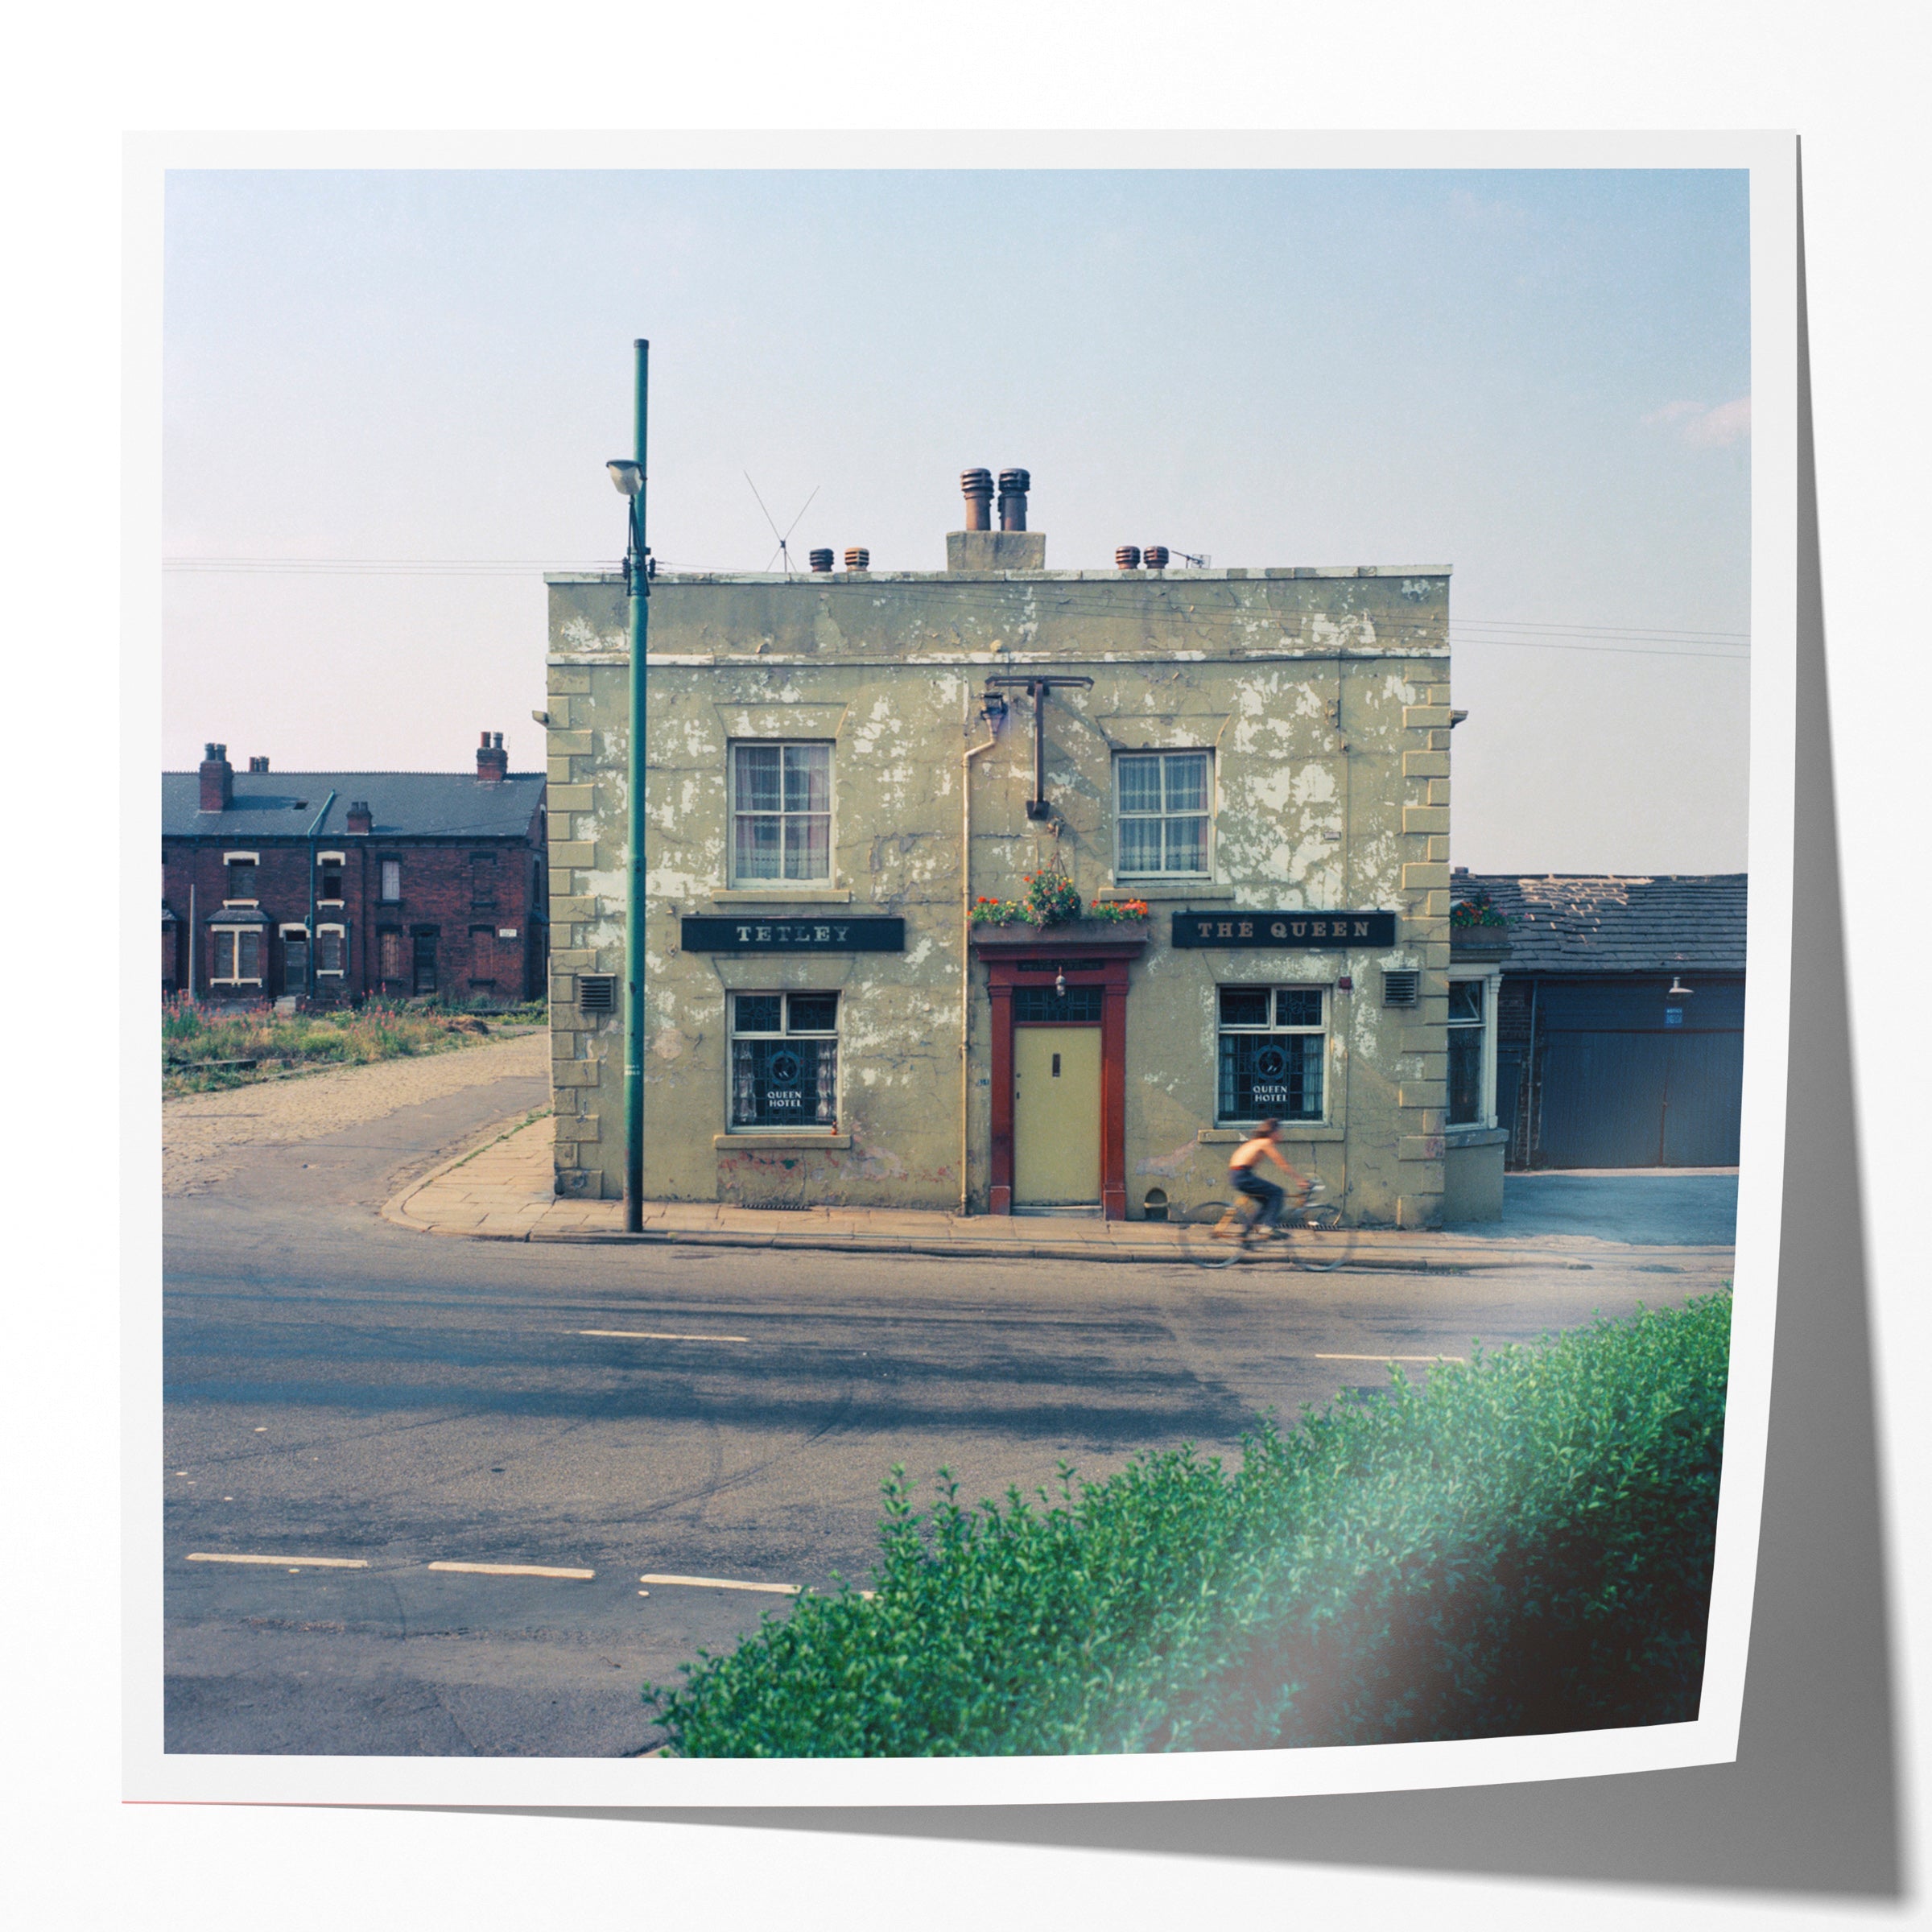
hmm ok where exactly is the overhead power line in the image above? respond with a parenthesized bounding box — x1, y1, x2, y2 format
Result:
(159, 555, 1749, 660)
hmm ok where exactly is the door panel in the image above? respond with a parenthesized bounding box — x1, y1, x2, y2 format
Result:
(1538, 1034, 1671, 1166)
(1661, 1032, 1745, 1165)
(1013, 1026, 1101, 1204)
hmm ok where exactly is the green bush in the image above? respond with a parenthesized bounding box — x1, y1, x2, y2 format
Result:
(646, 1291, 1730, 1757)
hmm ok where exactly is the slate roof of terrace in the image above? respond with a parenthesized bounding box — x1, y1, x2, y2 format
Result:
(1454, 873, 1748, 976)
(162, 771, 545, 840)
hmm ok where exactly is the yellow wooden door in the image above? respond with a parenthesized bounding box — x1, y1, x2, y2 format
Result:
(1013, 1026, 1101, 1205)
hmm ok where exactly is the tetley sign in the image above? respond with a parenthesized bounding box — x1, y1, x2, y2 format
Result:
(1170, 910, 1397, 948)
(682, 914, 905, 952)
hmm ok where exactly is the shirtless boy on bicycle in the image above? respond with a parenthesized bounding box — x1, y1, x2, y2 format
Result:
(1227, 1118, 1309, 1239)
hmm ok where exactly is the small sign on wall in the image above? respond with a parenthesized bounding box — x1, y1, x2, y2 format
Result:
(1171, 910, 1397, 948)
(683, 915, 905, 952)
(497, 927, 519, 939)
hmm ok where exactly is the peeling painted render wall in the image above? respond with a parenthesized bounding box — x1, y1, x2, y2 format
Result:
(546, 564, 1454, 1227)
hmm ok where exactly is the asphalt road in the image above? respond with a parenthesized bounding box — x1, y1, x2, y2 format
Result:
(163, 1066, 1732, 1758)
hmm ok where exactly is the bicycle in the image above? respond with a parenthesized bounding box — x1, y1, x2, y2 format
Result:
(1177, 1179, 1356, 1272)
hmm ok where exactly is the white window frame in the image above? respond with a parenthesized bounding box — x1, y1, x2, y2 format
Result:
(1446, 966, 1502, 1131)
(1114, 750, 1214, 881)
(1215, 983, 1329, 1125)
(208, 923, 265, 987)
(378, 857, 402, 903)
(727, 990, 840, 1131)
(221, 851, 261, 906)
(728, 740, 834, 886)
(315, 922, 348, 978)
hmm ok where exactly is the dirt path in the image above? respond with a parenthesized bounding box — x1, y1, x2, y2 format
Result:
(163, 1030, 549, 1195)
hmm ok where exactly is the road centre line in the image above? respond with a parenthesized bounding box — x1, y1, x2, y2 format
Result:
(1314, 1352, 1468, 1363)
(427, 1561, 596, 1579)
(186, 1553, 368, 1568)
(639, 1572, 801, 1596)
(576, 1329, 751, 1343)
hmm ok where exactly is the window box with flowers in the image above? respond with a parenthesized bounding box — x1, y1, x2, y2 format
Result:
(1449, 888, 1513, 962)
(968, 873, 1152, 931)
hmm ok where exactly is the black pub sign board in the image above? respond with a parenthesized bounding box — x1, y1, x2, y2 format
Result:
(682, 914, 905, 952)
(1171, 910, 1397, 948)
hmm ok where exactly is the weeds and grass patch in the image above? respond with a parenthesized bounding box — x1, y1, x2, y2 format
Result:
(646, 1290, 1731, 1757)
(162, 996, 545, 1096)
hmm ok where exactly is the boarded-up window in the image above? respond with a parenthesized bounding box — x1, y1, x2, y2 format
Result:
(469, 926, 496, 982)
(212, 928, 262, 982)
(316, 929, 346, 975)
(378, 929, 405, 980)
(379, 859, 402, 902)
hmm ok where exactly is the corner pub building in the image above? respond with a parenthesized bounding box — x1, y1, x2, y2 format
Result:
(545, 473, 1493, 1224)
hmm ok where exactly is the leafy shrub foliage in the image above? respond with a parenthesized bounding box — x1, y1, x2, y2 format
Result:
(646, 1291, 1729, 1757)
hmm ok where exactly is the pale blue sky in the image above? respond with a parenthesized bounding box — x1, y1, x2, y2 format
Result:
(163, 167, 1750, 871)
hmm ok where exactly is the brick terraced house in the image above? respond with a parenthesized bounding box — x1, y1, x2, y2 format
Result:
(163, 733, 547, 1005)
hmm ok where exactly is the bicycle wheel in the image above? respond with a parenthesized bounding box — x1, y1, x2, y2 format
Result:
(1289, 1201, 1356, 1272)
(1179, 1200, 1247, 1269)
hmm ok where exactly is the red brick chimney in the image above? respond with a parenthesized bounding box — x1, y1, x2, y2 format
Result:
(477, 730, 508, 784)
(346, 800, 373, 836)
(198, 742, 233, 813)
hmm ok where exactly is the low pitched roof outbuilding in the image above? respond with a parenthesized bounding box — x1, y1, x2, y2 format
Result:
(1453, 873, 1748, 976)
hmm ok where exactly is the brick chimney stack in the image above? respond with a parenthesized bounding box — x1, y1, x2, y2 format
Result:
(346, 800, 373, 836)
(198, 742, 233, 813)
(477, 730, 508, 784)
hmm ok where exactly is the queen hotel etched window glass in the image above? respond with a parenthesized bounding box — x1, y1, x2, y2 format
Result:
(730, 992, 839, 1129)
(1117, 752, 1210, 876)
(731, 742, 832, 882)
(1217, 985, 1326, 1123)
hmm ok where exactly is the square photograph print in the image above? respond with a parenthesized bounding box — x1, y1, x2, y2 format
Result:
(133, 133, 1794, 1806)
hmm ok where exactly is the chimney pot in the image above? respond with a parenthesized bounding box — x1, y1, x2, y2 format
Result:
(807, 548, 834, 572)
(997, 468, 1031, 533)
(960, 468, 993, 532)
(248, 755, 270, 773)
(198, 741, 233, 813)
(477, 733, 509, 784)
(346, 799, 373, 835)
(844, 547, 870, 572)
(1115, 546, 1141, 570)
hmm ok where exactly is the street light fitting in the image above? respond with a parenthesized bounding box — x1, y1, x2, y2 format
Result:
(607, 460, 643, 497)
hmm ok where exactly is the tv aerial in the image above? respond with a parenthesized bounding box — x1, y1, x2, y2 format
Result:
(745, 472, 820, 574)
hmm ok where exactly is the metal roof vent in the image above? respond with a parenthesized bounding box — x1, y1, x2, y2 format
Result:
(1381, 968, 1420, 1007)
(576, 973, 617, 1014)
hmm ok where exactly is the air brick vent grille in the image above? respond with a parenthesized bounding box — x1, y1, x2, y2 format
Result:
(576, 973, 617, 1013)
(1381, 968, 1420, 1008)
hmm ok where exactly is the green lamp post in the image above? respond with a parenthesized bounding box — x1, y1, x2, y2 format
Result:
(605, 338, 650, 1232)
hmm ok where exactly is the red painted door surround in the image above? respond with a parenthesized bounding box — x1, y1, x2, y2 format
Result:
(972, 931, 1148, 1219)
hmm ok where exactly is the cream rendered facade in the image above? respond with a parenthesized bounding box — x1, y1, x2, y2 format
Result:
(545, 555, 1468, 1226)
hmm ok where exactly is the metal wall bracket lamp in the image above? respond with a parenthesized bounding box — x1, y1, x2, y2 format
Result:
(982, 675, 1093, 819)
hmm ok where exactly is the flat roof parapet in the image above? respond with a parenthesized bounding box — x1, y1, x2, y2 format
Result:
(544, 564, 1451, 586)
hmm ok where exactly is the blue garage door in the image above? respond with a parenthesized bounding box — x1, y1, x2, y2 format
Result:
(1534, 979, 1744, 1168)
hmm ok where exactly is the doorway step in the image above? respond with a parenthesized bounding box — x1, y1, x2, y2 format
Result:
(1010, 1203, 1103, 1219)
